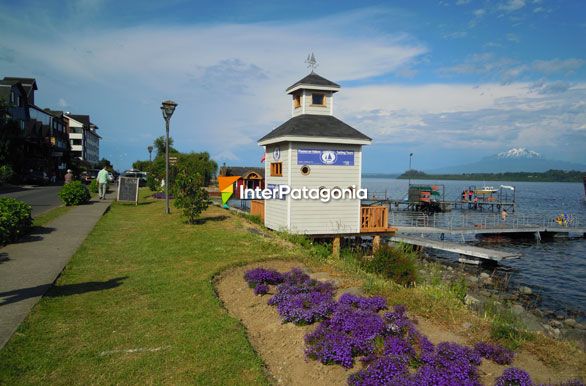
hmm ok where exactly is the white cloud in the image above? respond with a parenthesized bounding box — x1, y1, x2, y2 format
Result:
(333, 82, 586, 154)
(532, 58, 585, 74)
(498, 0, 526, 12)
(473, 9, 487, 17)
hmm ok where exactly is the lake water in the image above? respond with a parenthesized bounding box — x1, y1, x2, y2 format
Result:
(363, 177, 586, 320)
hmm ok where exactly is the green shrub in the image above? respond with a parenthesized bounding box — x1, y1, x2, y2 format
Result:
(0, 164, 13, 184)
(88, 179, 99, 193)
(146, 174, 159, 192)
(0, 197, 32, 244)
(59, 181, 91, 206)
(173, 169, 209, 224)
(449, 277, 468, 303)
(362, 243, 418, 286)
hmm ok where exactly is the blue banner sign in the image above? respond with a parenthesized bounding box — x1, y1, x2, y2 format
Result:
(297, 149, 354, 166)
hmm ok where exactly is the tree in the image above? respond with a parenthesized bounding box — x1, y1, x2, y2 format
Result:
(173, 167, 209, 224)
(132, 160, 152, 172)
(96, 158, 113, 170)
(153, 136, 178, 158)
(177, 152, 218, 186)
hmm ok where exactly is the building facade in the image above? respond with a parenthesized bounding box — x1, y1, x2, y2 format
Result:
(258, 72, 371, 235)
(66, 114, 100, 166)
(0, 77, 70, 179)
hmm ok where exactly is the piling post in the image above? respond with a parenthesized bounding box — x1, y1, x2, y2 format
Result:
(373, 235, 381, 254)
(332, 236, 341, 258)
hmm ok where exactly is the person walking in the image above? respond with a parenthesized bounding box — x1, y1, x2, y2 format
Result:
(97, 166, 109, 200)
(501, 208, 508, 222)
(64, 169, 74, 184)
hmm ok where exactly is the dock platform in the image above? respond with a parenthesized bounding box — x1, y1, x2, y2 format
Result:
(389, 235, 521, 262)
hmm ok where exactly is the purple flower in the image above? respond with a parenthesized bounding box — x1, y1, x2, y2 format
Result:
(265, 268, 336, 325)
(348, 356, 410, 386)
(338, 293, 388, 312)
(383, 305, 418, 338)
(410, 342, 481, 386)
(494, 367, 533, 386)
(275, 291, 336, 324)
(383, 336, 415, 362)
(474, 342, 514, 365)
(254, 283, 269, 295)
(305, 303, 385, 368)
(244, 268, 284, 288)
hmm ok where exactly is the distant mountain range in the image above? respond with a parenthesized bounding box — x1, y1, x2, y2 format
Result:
(428, 147, 586, 173)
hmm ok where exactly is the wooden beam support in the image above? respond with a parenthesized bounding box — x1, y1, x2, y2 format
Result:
(372, 235, 381, 254)
(332, 236, 341, 258)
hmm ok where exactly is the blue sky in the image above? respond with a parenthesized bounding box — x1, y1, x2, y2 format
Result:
(1, 0, 585, 172)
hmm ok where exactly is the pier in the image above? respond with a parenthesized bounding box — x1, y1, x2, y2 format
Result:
(384, 211, 585, 263)
(388, 235, 521, 262)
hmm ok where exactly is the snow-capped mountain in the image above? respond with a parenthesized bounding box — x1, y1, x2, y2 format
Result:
(495, 147, 542, 160)
(428, 147, 586, 173)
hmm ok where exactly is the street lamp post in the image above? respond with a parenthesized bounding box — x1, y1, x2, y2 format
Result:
(161, 100, 178, 214)
(147, 145, 153, 162)
(408, 152, 413, 187)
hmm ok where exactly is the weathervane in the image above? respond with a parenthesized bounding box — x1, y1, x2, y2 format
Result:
(305, 53, 318, 72)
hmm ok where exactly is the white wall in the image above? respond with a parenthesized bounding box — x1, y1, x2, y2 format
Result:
(264, 143, 289, 231)
(289, 143, 361, 234)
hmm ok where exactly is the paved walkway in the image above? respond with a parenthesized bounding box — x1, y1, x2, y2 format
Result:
(0, 194, 113, 349)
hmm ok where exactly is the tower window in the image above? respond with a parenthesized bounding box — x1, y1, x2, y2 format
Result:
(311, 93, 325, 106)
(270, 162, 282, 177)
(293, 94, 301, 108)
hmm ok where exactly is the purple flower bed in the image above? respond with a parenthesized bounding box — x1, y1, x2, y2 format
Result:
(305, 303, 386, 368)
(243, 267, 539, 386)
(266, 268, 336, 325)
(474, 342, 514, 365)
(151, 192, 174, 199)
(338, 293, 388, 312)
(244, 268, 285, 288)
(494, 367, 532, 386)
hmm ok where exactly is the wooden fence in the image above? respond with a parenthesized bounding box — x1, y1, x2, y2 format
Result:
(250, 200, 265, 223)
(361, 206, 388, 232)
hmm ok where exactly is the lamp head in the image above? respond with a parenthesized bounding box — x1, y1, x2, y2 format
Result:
(148, 145, 153, 153)
(161, 100, 178, 120)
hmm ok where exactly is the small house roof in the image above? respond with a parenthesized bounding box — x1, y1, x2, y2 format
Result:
(220, 166, 265, 179)
(258, 114, 371, 145)
(286, 72, 340, 94)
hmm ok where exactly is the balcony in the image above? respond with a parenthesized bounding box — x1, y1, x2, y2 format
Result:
(361, 205, 391, 233)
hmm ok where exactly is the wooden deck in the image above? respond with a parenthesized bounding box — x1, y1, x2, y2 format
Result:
(389, 235, 521, 262)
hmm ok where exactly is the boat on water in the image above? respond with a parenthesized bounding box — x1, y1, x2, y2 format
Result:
(474, 186, 498, 195)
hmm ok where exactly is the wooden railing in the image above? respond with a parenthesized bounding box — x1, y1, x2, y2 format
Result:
(361, 206, 389, 232)
(250, 200, 265, 223)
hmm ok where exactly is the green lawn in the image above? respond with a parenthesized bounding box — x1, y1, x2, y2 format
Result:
(32, 205, 71, 227)
(0, 197, 299, 385)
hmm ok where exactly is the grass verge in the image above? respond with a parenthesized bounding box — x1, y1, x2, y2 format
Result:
(32, 205, 71, 227)
(0, 196, 300, 385)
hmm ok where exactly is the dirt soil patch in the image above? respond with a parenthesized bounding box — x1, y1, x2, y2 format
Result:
(215, 260, 581, 385)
